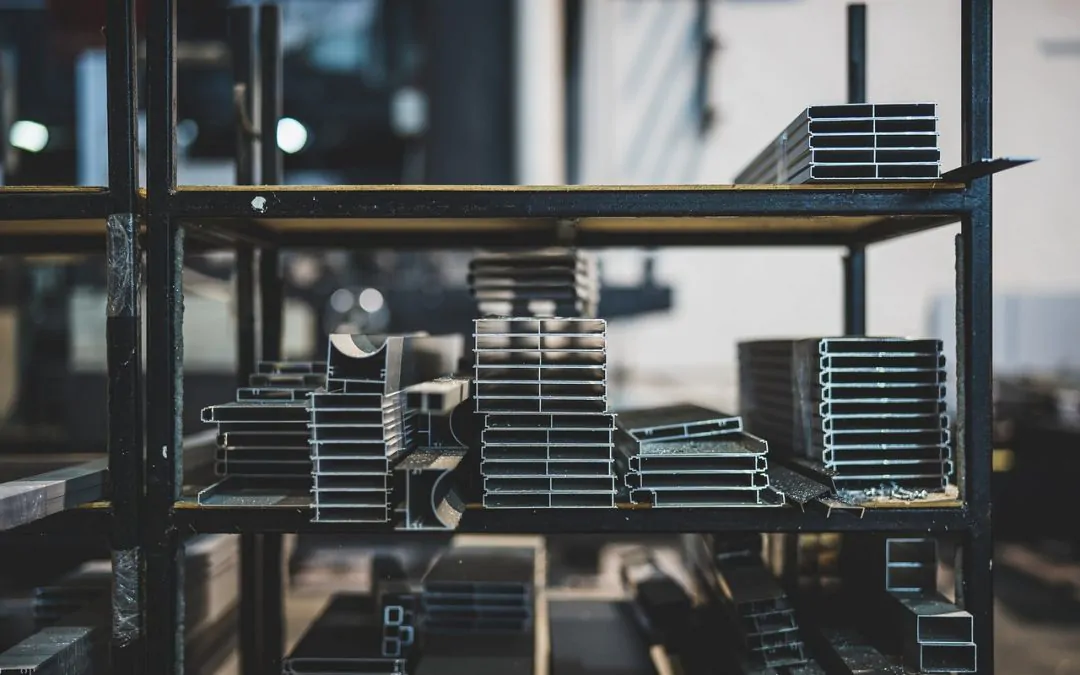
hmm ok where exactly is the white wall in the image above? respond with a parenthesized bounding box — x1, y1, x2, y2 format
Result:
(579, 0, 1080, 409)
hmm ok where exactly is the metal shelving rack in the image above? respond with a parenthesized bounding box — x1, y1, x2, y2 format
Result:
(0, 0, 996, 673)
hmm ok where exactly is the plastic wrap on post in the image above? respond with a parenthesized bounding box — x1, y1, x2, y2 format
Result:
(111, 548, 141, 646)
(106, 213, 138, 317)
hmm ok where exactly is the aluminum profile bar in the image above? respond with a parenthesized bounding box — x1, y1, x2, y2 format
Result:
(405, 376, 471, 416)
(421, 545, 535, 635)
(469, 248, 599, 318)
(738, 337, 953, 493)
(283, 594, 404, 675)
(886, 592, 977, 674)
(475, 317, 616, 508)
(394, 448, 466, 531)
(615, 403, 742, 444)
(885, 537, 937, 593)
(735, 103, 941, 184)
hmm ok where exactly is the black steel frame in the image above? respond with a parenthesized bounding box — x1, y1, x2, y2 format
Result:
(0, 1, 994, 673)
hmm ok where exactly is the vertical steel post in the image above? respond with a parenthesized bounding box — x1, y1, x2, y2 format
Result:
(105, 0, 143, 672)
(227, 7, 269, 675)
(843, 3, 867, 336)
(959, 1, 993, 674)
(258, 6, 287, 673)
(230, 6, 257, 386)
(145, 0, 184, 672)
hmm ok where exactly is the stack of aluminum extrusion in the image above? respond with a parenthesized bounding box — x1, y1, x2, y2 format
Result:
(739, 338, 952, 492)
(421, 545, 535, 635)
(201, 361, 325, 482)
(309, 334, 461, 523)
(468, 249, 599, 318)
(474, 318, 617, 508)
(616, 404, 773, 507)
(734, 103, 941, 184)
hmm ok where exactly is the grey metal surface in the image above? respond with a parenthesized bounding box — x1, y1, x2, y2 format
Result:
(421, 545, 535, 636)
(0, 458, 107, 531)
(735, 103, 941, 184)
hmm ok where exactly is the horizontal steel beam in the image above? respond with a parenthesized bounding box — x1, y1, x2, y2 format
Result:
(171, 501, 972, 533)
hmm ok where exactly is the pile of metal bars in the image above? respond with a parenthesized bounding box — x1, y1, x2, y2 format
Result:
(739, 338, 952, 492)
(309, 334, 461, 523)
(616, 404, 773, 507)
(474, 318, 617, 508)
(201, 361, 325, 482)
(734, 103, 941, 184)
(468, 249, 598, 319)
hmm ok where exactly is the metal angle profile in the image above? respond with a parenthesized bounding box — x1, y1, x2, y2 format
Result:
(734, 102, 941, 184)
(469, 248, 599, 319)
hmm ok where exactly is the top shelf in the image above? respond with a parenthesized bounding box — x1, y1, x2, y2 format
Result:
(171, 182, 968, 248)
(0, 183, 970, 251)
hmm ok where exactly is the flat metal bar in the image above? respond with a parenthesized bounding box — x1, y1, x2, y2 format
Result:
(105, 0, 143, 673)
(941, 157, 1033, 183)
(169, 184, 968, 219)
(259, 4, 283, 186)
(145, 0, 183, 672)
(0, 188, 112, 221)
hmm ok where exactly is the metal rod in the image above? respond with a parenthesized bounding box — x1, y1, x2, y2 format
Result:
(145, 0, 182, 671)
(105, 0, 143, 672)
(262, 533, 285, 674)
(842, 4, 868, 336)
(259, 4, 283, 186)
(240, 534, 264, 675)
(237, 249, 256, 385)
(229, 5, 257, 186)
(259, 250, 283, 361)
(959, 2, 992, 673)
(843, 247, 866, 334)
(846, 4, 866, 105)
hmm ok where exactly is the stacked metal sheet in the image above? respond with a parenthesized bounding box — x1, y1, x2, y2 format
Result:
(739, 338, 952, 491)
(310, 334, 462, 523)
(474, 318, 616, 508)
(734, 103, 941, 184)
(421, 545, 534, 635)
(616, 404, 773, 507)
(201, 361, 325, 481)
(468, 249, 599, 318)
